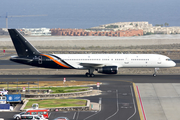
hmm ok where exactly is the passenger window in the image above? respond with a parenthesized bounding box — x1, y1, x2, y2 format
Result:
(26, 112, 30, 115)
(38, 112, 43, 115)
(32, 112, 37, 115)
(27, 116, 33, 119)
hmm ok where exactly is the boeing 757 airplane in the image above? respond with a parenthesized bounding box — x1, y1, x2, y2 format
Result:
(8, 29, 176, 77)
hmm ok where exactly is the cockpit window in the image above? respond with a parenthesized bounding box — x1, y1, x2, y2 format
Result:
(166, 59, 172, 61)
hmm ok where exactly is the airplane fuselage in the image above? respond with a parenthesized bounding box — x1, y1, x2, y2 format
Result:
(10, 54, 176, 69)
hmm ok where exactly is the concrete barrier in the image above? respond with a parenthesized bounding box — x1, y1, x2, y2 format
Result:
(8, 89, 51, 94)
(8, 87, 93, 94)
(20, 99, 29, 111)
(25, 90, 93, 98)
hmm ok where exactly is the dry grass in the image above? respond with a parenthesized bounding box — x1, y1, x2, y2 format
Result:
(0, 81, 97, 89)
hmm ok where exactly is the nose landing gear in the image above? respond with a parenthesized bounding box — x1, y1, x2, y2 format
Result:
(153, 68, 159, 77)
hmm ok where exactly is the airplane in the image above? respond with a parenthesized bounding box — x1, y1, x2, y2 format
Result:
(8, 29, 176, 77)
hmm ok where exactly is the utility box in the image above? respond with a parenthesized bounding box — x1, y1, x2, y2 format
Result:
(0, 104, 10, 109)
(5, 94, 21, 103)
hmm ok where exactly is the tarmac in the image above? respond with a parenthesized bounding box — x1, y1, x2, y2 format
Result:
(0, 75, 140, 120)
(137, 83, 180, 120)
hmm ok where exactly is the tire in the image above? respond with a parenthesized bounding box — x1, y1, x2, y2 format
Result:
(90, 74, 94, 77)
(16, 116, 20, 120)
(86, 73, 90, 77)
(87, 74, 90, 77)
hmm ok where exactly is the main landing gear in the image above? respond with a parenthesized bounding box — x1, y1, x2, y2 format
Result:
(153, 68, 159, 77)
(85, 69, 95, 77)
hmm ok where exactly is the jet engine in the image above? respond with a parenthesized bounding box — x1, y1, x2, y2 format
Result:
(97, 66, 118, 74)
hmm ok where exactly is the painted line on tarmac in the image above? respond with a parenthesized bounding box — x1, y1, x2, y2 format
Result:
(48, 112, 51, 118)
(75, 111, 79, 120)
(133, 83, 144, 120)
(73, 112, 76, 119)
(105, 90, 119, 120)
(137, 85, 146, 120)
(127, 85, 137, 120)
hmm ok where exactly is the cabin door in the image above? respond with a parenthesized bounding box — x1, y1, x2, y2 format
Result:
(157, 57, 161, 64)
(124, 57, 129, 64)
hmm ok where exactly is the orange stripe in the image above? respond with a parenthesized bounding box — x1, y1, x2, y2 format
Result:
(41, 54, 70, 68)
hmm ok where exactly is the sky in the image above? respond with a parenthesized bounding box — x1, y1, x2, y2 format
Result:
(0, 0, 180, 28)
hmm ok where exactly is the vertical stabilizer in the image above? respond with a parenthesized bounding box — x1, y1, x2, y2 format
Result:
(8, 29, 40, 57)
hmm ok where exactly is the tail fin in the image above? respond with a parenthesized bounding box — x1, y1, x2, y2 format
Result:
(8, 29, 40, 57)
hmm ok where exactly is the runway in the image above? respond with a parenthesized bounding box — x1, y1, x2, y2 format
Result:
(0, 74, 180, 83)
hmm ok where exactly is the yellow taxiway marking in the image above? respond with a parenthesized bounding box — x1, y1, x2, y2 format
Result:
(133, 83, 144, 120)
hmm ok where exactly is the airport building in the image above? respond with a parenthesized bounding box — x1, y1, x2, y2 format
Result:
(50, 28, 143, 37)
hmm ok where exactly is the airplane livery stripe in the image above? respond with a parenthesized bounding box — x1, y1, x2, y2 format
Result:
(40, 54, 70, 68)
(50, 54, 75, 69)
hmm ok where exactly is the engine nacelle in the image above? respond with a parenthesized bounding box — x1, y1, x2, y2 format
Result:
(97, 66, 118, 74)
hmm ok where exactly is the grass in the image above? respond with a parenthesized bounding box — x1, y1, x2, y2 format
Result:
(31, 86, 88, 93)
(24, 99, 87, 109)
(0, 81, 96, 89)
(5, 86, 89, 93)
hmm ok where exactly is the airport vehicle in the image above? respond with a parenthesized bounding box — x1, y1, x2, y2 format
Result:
(20, 114, 48, 120)
(8, 29, 176, 77)
(53, 117, 69, 120)
(5, 94, 21, 103)
(13, 112, 26, 120)
(25, 109, 49, 119)
(0, 96, 6, 104)
(0, 89, 8, 95)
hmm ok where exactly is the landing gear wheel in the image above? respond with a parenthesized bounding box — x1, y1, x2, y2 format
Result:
(86, 73, 90, 77)
(16, 116, 20, 120)
(90, 74, 94, 77)
(85, 73, 94, 77)
(153, 68, 159, 77)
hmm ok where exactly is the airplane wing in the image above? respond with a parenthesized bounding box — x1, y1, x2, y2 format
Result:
(79, 63, 122, 68)
(79, 63, 104, 68)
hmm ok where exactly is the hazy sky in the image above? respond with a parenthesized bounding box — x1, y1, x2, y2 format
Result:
(0, 0, 180, 28)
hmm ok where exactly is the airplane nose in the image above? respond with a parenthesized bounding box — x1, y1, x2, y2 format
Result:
(172, 61, 176, 67)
